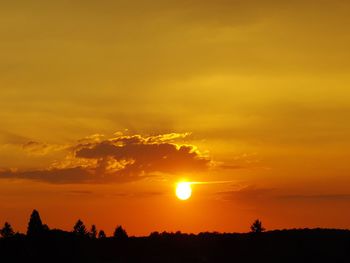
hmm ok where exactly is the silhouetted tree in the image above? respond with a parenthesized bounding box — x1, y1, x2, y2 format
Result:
(90, 224, 97, 239)
(27, 209, 45, 237)
(98, 230, 106, 239)
(250, 219, 265, 233)
(149, 231, 160, 238)
(0, 222, 14, 238)
(113, 225, 128, 240)
(73, 219, 87, 236)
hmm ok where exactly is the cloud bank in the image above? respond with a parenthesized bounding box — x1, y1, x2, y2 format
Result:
(0, 133, 210, 184)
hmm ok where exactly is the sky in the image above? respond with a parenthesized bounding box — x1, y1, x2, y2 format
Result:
(1, 0, 350, 236)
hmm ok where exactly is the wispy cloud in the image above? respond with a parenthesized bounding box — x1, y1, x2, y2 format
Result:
(278, 194, 350, 202)
(22, 141, 68, 155)
(218, 186, 274, 202)
(218, 186, 350, 204)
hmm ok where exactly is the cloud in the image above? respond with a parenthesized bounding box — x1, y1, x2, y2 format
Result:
(74, 133, 209, 177)
(0, 133, 210, 184)
(110, 191, 164, 198)
(22, 141, 68, 155)
(278, 194, 350, 202)
(0, 130, 31, 144)
(218, 186, 274, 202)
(219, 186, 350, 204)
(0, 167, 92, 184)
(64, 190, 94, 196)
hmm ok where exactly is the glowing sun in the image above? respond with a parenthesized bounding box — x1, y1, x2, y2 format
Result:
(176, 182, 192, 200)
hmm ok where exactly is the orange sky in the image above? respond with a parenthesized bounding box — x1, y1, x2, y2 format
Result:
(1, 0, 350, 236)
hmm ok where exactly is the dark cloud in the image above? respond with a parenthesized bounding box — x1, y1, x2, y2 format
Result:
(75, 134, 208, 175)
(0, 133, 210, 184)
(0, 167, 92, 184)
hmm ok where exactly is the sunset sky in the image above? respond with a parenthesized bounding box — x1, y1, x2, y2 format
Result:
(1, 0, 350, 236)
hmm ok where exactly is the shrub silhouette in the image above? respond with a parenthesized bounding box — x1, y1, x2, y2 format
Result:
(0, 222, 15, 238)
(250, 219, 265, 233)
(73, 219, 87, 236)
(98, 230, 106, 239)
(27, 209, 45, 237)
(113, 225, 128, 240)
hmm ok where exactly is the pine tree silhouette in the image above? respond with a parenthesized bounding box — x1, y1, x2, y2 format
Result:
(73, 219, 87, 236)
(0, 222, 15, 238)
(250, 219, 265, 233)
(90, 224, 97, 239)
(27, 209, 45, 237)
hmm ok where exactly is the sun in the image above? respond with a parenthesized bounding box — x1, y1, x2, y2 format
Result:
(175, 182, 192, 200)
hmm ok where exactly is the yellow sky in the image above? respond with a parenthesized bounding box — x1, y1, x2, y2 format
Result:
(1, 0, 350, 235)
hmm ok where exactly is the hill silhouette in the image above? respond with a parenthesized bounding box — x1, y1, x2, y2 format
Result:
(1, 210, 350, 262)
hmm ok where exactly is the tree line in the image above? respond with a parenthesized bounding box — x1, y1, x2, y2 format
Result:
(1, 211, 349, 263)
(0, 209, 265, 239)
(0, 209, 128, 239)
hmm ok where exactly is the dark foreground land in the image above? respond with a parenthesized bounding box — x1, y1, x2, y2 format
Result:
(1, 229, 350, 263)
